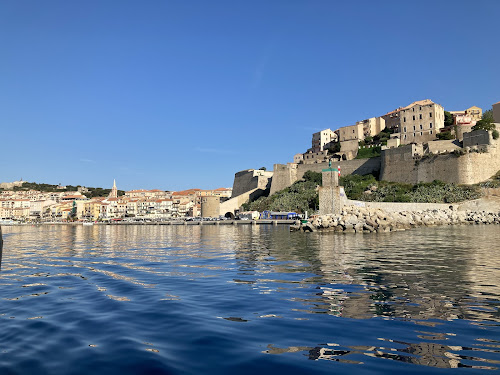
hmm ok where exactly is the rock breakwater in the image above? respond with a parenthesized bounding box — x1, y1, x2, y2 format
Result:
(291, 205, 500, 233)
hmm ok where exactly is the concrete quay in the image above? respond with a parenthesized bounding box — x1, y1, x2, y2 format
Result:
(107, 220, 294, 226)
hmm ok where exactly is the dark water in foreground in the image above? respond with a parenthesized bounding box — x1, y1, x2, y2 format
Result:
(1, 225, 500, 374)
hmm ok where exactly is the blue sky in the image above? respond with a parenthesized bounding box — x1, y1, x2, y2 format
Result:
(1, 0, 499, 191)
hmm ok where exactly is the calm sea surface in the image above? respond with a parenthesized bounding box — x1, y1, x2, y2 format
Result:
(1, 224, 500, 374)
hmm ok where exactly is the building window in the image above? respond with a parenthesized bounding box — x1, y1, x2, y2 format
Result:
(420, 132, 423, 136)
(430, 130, 433, 135)
(430, 112, 432, 117)
(404, 134, 407, 139)
(419, 114, 422, 119)
(420, 124, 423, 130)
(404, 127, 407, 132)
(430, 122, 432, 128)
(404, 117, 406, 122)
(413, 125, 416, 131)
(413, 115, 415, 120)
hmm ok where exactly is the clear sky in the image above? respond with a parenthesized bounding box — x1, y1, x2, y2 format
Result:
(1, 0, 499, 191)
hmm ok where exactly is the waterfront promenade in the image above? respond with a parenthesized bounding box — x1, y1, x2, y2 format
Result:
(9, 220, 296, 226)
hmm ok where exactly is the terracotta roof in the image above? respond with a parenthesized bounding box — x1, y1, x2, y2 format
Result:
(403, 99, 434, 109)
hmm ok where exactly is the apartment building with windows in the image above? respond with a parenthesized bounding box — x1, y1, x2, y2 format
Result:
(398, 99, 444, 144)
(338, 123, 363, 142)
(382, 107, 404, 130)
(355, 117, 386, 138)
(311, 129, 338, 153)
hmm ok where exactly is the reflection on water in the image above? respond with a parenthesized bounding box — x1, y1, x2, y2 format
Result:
(0, 224, 500, 373)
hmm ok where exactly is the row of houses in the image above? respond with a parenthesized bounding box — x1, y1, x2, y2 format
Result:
(0, 185, 232, 221)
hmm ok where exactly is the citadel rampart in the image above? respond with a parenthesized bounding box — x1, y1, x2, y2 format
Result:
(380, 130, 500, 184)
(231, 169, 273, 198)
(270, 158, 381, 195)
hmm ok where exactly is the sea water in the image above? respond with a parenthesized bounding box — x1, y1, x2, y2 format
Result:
(0, 224, 499, 374)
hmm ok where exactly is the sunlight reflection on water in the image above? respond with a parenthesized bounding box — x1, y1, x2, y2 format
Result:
(0, 224, 499, 374)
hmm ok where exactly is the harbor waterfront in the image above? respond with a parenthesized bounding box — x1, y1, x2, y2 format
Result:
(1, 224, 499, 374)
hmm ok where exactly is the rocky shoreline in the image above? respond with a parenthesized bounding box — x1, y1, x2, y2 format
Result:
(292, 205, 500, 233)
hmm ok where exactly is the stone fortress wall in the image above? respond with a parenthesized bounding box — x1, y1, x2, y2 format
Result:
(270, 158, 381, 195)
(231, 169, 273, 198)
(270, 126, 500, 196)
(380, 127, 500, 184)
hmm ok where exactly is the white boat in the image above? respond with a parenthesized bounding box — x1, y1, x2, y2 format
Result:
(82, 221, 94, 226)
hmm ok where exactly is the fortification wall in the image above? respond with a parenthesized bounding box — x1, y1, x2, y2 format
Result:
(231, 169, 273, 198)
(270, 158, 381, 195)
(381, 137, 500, 184)
(201, 196, 220, 218)
(269, 163, 298, 195)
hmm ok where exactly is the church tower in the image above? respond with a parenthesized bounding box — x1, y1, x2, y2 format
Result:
(109, 179, 118, 198)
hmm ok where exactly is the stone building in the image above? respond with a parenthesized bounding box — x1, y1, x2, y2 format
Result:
(382, 99, 444, 143)
(355, 117, 386, 138)
(381, 106, 404, 130)
(494, 101, 500, 123)
(398, 99, 444, 144)
(450, 106, 482, 123)
(454, 113, 475, 141)
(338, 123, 363, 143)
(311, 129, 338, 153)
(201, 196, 220, 218)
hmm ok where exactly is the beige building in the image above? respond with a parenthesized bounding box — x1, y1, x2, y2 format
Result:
(355, 117, 386, 138)
(302, 150, 329, 164)
(465, 106, 482, 122)
(382, 106, 404, 130)
(494, 101, 500, 123)
(338, 123, 363, 142)
(397, 99, 444, 144)
(450, 106, 482, 125)
(311, 129, 338, 153)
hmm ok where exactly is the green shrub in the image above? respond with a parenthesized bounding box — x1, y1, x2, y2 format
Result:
(356, 146, 381, 159)
(437, 131, 454, 140)
(492, 130, 499, 140)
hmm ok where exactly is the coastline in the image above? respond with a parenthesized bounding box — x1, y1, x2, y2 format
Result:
(292, 204, 500, 233)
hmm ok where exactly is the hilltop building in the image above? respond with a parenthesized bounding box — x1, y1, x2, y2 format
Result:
(311, 129, 338, 153)
(381, 107, 404, 130)
(450, 106, 482, 123)
(494, 102, 500, 123)
(338, 117, 385, 143)
(338, 123, 363, 143)
(382, 99, 444, 145)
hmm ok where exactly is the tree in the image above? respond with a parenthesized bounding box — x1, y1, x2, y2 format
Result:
(473, 109, 495, 131)
(437, 131, 454, 140)
(444, 111, 454, 127)
(327, 142, 341, 154)
(302, 170, 322, 185)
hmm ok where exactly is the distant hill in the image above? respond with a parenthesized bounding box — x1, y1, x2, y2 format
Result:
(1, 181, 125, 198)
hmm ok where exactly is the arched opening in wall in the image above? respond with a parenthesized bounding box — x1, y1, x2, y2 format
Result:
(224, 212, 235, 219)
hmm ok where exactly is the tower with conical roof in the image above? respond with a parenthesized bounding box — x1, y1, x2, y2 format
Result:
(109, 179, 118, 198)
